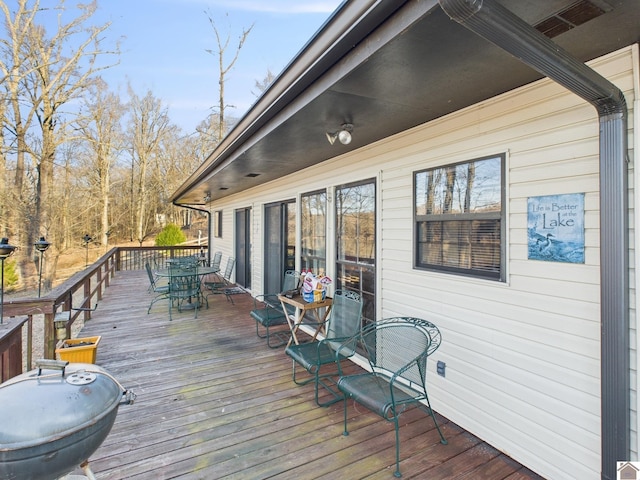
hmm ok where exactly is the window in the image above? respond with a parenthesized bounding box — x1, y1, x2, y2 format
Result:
(336, 180, 376, 327)
(214, 210, 223, 238)
(414, 154, 505, 281)
(300, 190, 326, 275)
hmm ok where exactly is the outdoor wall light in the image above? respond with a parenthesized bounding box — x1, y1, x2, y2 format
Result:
(326, 123, 353, 145)
(0, 237, 17, 324)
(82, 234, 93, 268)
(204, 192, 211, 203)
(34, 236, 51, 298)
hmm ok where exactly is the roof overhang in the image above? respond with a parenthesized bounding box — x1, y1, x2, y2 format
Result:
(171, 0, 640, 206)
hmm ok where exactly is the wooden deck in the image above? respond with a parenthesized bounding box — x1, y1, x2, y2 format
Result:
(71, 270, 545, 479)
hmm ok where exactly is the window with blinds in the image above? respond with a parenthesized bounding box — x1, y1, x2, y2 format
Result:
(414, 154, 505, 281)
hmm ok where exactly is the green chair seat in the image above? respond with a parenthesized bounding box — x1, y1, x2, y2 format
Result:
(252, 271, 300, 348)
(250, 305, 286, 326)
(337, 373, 416, 419)
(285, 342, 353, 374)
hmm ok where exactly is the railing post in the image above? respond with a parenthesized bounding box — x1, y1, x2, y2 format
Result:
(26, 315, 32, 371)
(97, 268, 103, 301)
(84, 276, 92, 322)
(44, 312, 55, 359)
(115, 248, 121, 271)
(0, 317, 27, 382)
(104, 260, 110, 288)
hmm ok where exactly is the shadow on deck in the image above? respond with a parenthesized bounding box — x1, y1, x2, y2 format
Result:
(72, 270, 545, 479)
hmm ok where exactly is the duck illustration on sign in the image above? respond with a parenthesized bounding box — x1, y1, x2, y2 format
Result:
(527, 193, 585, 263)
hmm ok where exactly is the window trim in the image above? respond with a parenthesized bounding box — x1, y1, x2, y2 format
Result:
(413, 153, 506, 281)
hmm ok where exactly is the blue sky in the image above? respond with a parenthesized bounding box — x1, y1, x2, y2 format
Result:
(93, 0, 343, 133)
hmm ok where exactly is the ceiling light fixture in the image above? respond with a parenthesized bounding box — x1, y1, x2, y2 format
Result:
(326, 123, 353, 145)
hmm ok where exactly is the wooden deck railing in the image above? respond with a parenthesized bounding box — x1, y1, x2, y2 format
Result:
(0, 245, 206, 382)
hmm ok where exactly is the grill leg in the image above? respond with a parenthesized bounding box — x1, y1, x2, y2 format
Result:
(81, 460, 97, 480)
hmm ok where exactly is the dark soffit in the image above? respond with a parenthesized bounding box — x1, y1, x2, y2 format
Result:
(171, 0, 640, 205)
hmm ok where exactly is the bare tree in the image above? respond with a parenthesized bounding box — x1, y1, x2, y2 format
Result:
(23, 1, 117, 239)
(252, 68, 276, 98)
(0, 0, 118, 287)
(443, 166, 456, 213)
(0, 0, 39, 241)
(127, 87, 171, 245)
(75, 78, 125, 248)
(205, 11, 253, 142)
(193, 113, 223, 160)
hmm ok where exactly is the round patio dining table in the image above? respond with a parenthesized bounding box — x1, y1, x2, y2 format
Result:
(154, 266, 220, 278)
(154, 266, 220, 313)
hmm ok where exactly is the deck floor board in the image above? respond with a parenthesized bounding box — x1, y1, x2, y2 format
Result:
(69, 270, 545, 479)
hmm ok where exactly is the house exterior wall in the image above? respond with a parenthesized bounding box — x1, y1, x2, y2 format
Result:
(207, 46, 638, 479)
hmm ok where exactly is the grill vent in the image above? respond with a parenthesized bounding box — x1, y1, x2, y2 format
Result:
(534, 0, 607, 38)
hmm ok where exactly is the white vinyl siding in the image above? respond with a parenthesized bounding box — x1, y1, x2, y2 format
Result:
(207, 46, 637, 480)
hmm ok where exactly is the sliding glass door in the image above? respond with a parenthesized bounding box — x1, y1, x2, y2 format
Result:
(235, 207, 251, 288)
(264, 200, 296, 294)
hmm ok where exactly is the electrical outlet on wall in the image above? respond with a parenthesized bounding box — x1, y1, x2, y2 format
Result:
(437, 360, 446, 377)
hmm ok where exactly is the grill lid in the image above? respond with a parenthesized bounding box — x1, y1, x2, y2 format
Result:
(0, 360, 125, 448)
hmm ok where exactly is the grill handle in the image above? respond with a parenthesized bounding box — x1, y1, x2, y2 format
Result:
(120, 389, 136, 405)
(36, 359, 69, 376)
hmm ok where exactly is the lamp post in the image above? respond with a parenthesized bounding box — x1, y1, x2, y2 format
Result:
(82, 234, 92, 267)
(34, 236, 51, 297)
(0, 237, 17, 325)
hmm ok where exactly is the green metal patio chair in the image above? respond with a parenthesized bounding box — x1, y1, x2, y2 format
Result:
(251, 270, 300, 348)
(145, 262, 169, 313)
(335, 317, 447, 478)
(285, 289, 363, 406)
(204, 257, 235, 300)
(168, 265, 201, 321)
(170, 255, 199, 267)
(210, 251, 222, 272)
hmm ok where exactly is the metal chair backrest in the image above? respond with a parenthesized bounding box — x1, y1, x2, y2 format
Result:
(360, 317, 440, 387)
(168, 264, 199, 296)
(281, 270, 300, 292)
(211, 251, 222, 270)
(221, 257, 235, 281)
(183, 255, 199, 266)
(145, 262, 157, 288)
(169, 256, 198, 268)
(325, 290, 363, 351)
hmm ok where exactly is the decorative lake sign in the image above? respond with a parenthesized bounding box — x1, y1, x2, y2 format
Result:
(527, 193, 585, 263)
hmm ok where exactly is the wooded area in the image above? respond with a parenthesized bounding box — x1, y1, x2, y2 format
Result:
(0, 0, 260, 293)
